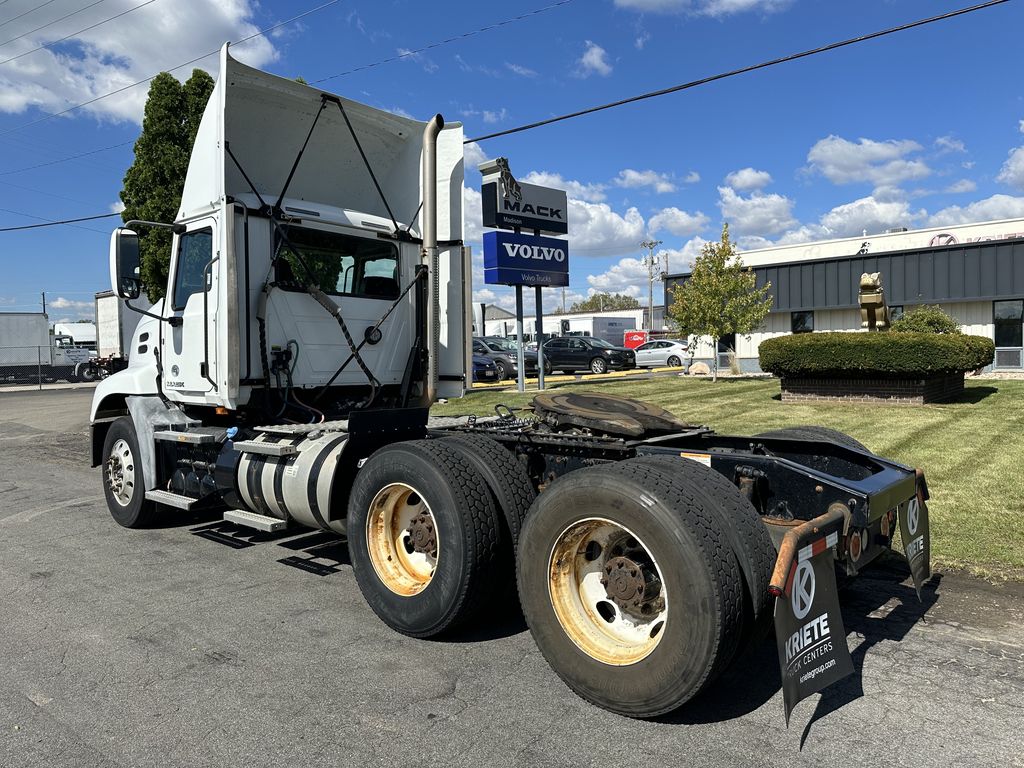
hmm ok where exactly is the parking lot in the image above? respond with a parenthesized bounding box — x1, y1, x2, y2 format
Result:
(2, 388, 1023, 767)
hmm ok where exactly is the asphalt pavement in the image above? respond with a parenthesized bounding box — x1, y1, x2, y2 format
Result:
(1, 389, 1022, 768)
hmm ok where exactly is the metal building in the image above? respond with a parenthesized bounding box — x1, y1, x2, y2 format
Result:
(664, 217, 1024, 372)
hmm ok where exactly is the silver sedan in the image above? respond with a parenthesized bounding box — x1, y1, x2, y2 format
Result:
(633, 338, 691, 368)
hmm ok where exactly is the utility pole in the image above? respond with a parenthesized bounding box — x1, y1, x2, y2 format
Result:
(640, 239, 662, 330)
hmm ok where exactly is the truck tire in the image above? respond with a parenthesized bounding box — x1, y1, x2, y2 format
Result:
(101, 416, 158, 528)
(755, 425, 868, 452)
(347, 440, 504, 638)
(439, 433, 536, 545)
(517, 461, 743, 718)
(631, 455, 775, 649)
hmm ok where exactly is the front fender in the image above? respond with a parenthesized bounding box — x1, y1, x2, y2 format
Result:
(89, 363, 159, 422)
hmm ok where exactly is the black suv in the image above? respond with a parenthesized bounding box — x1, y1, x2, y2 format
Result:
(543, 336, 636, 374)
(472, 337, 539, 380)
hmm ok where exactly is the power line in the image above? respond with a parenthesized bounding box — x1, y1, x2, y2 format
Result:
(0, 0, 157, 66)
(466, 0, 1013, 144)
(0, 0, 108, 49)
(0, 210, 118, 233)
(0, 140, 133, 176)
(0, 0, 343, 137)
(0, 0, 60, 31)
(312, 0, 576, 84)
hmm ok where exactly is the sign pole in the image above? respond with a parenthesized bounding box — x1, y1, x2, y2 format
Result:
(535, 285, 545, 391)
(514, 285, 526, 393)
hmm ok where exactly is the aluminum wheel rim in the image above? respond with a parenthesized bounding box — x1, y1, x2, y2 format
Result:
(106, 438, 136, 507)
(366, 483, 439, 596)
(548, 517, 668, 666)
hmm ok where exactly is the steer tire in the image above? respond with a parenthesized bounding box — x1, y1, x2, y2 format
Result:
(517, 461, 744, 718)
(630, 455, 776, 651)
(347, 439, 504, 638)
(755, 425, 868, 453)
(101, 416, 158, 528)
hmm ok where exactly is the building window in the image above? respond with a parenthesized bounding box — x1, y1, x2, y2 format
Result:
(889, 305, 904, 323)
(791, 311, 814, 334)
(994, 300, 1023, 348)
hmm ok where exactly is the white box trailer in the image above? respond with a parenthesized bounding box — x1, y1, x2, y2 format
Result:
(0, 312, 91, 381)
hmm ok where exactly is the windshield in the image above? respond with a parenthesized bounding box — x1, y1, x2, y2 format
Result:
(486, 338, 519, 352)
(588, 338, 616, 348)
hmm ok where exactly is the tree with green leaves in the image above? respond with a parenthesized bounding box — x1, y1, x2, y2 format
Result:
(120, 69, 215, 302)
(569, 292, 641, 313)
(668, 223, 773, 381)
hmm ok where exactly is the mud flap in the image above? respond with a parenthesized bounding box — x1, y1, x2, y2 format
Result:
(899, 472, 932, 599)
(774, 535, 855, 725)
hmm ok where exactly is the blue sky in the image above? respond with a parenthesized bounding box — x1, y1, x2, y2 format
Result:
(1, 0, 1023, 320)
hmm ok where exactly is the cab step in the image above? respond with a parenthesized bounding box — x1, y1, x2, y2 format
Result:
(232, 440, 298, 457)
(145, 489, 198, 510)
(153, 426, 227, 444)
(223, 509, 288, 532)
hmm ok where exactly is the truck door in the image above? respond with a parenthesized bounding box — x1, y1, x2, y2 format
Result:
(162, 220, 217, 397)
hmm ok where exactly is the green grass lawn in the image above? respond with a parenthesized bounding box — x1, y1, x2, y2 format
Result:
(433, 377, 1024, 579)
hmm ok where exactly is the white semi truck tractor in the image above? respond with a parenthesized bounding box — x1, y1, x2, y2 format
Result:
(92, 46, 932, 720)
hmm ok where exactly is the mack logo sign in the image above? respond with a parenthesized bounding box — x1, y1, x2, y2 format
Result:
(483, 230, 569, 287)
(481, 180, 569, 235)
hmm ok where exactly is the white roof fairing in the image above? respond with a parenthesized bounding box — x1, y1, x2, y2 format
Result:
(179, 45, 464, 241)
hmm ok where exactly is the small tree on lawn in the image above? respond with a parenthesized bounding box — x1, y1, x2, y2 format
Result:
(668, 223, 773, 381)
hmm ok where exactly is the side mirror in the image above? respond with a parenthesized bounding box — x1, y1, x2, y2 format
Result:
(109, 227, 141, 300)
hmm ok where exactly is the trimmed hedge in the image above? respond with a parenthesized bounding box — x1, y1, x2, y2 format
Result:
(759, 332, 994, 377)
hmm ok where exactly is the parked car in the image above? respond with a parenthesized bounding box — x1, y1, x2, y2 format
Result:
(472, 337, 538, 380)
(543, 336, 636, 374)
(471, 353, 500, 383)
(633, 338, 692, 368)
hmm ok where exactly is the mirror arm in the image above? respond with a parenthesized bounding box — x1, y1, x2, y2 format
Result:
(125, 299, 182, 327)
(124, 219, 186, 234)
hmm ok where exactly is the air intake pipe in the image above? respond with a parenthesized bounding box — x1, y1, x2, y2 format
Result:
(422, 114, 444, 405)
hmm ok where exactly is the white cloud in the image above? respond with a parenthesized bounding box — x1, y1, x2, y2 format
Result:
(521, 171, 607, 203)
(1019, 119, 1024, 135)
(463, 142, 489, 172)
(614, 169, 676, 193)
(806, 135, 931, 187)
(109, 200, 126, 214)
(613, 0, 793, 17)
(635, 31, 651, 50)
(473, 287, 498, 303)
(927, 194, 1024, 227)
(648, 206, 710, 236)
(398, 48, 438, 74)
(946, 179, 977, 194)
(586, 257, 648, 297)
(505, 62, 536, 77)
(816, 196, 922, 237)
(717, 186, 796, 235)
(463, 186, 484, 245)
(723, 167, 772, 191)
(569, 201, 646, 251)
(996, 146, 1024, 190)
(0, 0, 277, 123)
(659, 238, 707, 272)
(683, 171, 700, 184)
(577, 41, 612, 78)
(934, 136, 966, 154)
(482, 108, 508, 124)
(49, 296, 92, 311)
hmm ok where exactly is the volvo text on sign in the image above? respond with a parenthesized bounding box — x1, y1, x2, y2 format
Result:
(483, 231, 570, 287)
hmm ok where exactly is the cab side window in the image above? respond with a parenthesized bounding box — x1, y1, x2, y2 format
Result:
(172, 228, 213, 311)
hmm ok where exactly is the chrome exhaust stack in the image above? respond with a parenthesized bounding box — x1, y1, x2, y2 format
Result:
(422, 114, 444, 404)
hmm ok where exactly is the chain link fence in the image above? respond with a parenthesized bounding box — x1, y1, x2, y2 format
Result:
(0, 346, 95, 389)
